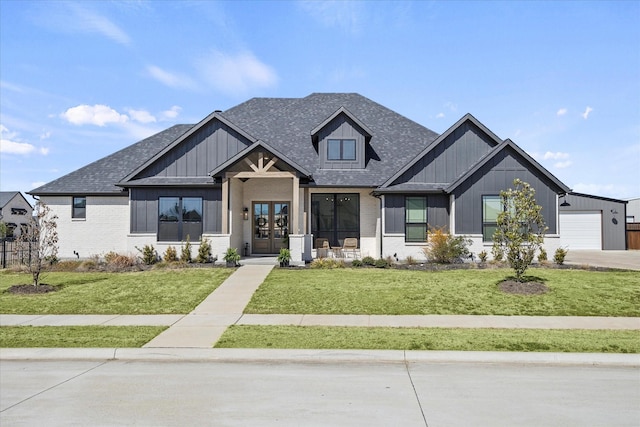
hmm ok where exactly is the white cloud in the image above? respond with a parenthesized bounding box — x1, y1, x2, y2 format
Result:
(553, 160, 572, 169)
(198, 50, 278, 94)
(444, 101, 458, 112)
(299, 0, 364, 34)
(161, 106, 182, 120)
(556, 108, 567, 116)
(31, 181, 46, 189)
(72, 4, 131, 45)
(39, 131, 51, 140)
(147, 65, 197, 89)
(543, 151, 570, 160)
(61, 104, 129, 126)
(435, 112, 445, 119)
(127, 109, 156, 124)
(0, 125, 48, 156)
(582, 106, 593, 119)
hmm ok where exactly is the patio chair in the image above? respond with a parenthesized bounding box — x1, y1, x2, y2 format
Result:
(316, 238, 330, 258)
(341, 238, 360, 259)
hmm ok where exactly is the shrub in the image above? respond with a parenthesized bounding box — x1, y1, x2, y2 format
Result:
(351, 259, 363, 267)
(104, 252, 137, 269)
(180, 236, 192, 263)
(478, 250, 488, 263)
(422, 226, 471, 264)
(163, 246, 178, 262)
(223, 247, 240, 266)
(554, 247, 568, 265)
(374, 258, 390, 268)
(310, 258, 345, 269)
(538, 248, 548, 262)
(491, 245, 504, 262)
(405, 255, 417, 265)
(137, 244, 158, 265)
(196, 237, 212, 263)
(362, 256, 376, 266)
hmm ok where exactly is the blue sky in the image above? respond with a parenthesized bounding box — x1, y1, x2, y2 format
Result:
(1, 1, 639, 203)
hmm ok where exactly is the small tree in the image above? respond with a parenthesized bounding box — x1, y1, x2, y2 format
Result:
(492, 179, 548, 282)
(196, 237, 212, 263)
(14, 201, 58, 286)
(180, 235, 192, 263)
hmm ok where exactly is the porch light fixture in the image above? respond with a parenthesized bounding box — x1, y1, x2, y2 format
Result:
(243, 207, 249, 220)
(560, 195, 570, 207)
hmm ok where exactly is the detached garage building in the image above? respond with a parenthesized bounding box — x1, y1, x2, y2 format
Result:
(559, 192, 627, 250)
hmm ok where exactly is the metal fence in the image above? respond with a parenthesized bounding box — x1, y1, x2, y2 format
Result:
(0, 239, 35, 268)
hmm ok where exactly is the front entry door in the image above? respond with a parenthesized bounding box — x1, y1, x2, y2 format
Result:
(252, 201, 289, 254)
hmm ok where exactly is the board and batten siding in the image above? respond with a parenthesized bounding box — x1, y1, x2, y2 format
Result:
(559, 193, 626, 250)
(453, 147, 559, 235)
(136, 121, 252, 179)
(317, 115, 366, 170)
(392, 121, 497, 186)
(130, 187, 222, 234)
(384, 194, 450, 234)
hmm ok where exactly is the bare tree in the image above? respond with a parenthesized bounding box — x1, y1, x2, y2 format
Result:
(14, 201, 58, 286)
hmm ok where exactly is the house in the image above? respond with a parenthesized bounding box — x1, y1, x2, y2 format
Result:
(0, 191, 33, 239)
(28, 93, 627, 264)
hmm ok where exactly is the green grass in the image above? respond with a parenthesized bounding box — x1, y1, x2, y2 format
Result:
(216, 325, 640, 353)
(245, 268, 640, 316)
(0, 269, 233, 314)
(0, 326, 166, 348)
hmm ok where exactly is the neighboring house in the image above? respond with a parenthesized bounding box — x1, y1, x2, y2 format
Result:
(627, 198, 640, 224)
(28, 93, 627, 263)
(0, 191, 33, 239)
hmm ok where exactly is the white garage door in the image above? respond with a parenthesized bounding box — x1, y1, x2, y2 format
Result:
(559, 211, 602, 249)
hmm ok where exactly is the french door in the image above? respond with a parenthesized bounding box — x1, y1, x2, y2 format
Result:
(252, 201, 289, 254)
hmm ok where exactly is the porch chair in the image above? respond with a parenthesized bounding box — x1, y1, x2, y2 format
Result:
(341, 238, 360, 259)
(316, 238, 330, 258)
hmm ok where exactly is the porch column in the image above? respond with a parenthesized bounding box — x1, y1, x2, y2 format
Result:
(292, 175, 300, 233)
(221, 177, 229, 234)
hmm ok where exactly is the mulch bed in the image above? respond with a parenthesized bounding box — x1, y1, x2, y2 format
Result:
(498, 280, 549, 295)
(5, 284, 59, 295)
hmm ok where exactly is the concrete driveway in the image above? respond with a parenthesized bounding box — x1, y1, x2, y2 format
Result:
(564, 250, 640, 270)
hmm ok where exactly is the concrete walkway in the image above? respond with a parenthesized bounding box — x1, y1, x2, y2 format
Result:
(564, 249, 640, 270)
(142, 264, 274, 348)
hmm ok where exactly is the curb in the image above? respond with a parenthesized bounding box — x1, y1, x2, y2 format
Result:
(1, 348, 638, 367)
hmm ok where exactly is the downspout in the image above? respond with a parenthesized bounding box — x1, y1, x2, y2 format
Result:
(372, 192, 383, 259)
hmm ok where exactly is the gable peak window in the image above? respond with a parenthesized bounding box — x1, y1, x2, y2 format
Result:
(327, 139, 356, 161)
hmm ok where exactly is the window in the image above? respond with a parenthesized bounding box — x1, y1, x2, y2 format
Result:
(327, 139, 356, 161)
(405, 196, 427, 242)
(311, 193, 359, 247)
(158, 197, 203, 241)
(72, 196, 86, 219)
(482, 195, 501, 242)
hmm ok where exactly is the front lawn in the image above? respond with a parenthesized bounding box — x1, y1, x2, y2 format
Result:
(245, 268, 640, 316)
(0, 269, 233, 314)
(216, 325, 640, 353)
(0, 326, 166, 348)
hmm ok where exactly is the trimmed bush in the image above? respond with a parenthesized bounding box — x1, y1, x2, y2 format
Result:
(164, 246, 178, 262)
(362, 256, 376, 266)
(422, 226, 471, 264)
(554, 247, 568, 265)
(196, 237, 212, 263)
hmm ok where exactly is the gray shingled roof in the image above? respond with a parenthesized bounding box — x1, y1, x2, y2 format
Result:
(222, 93, 439, 187)
(29, 125, 193, 195)
(30, 94, 441, 194)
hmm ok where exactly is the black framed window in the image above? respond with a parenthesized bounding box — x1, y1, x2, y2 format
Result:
(405, 196, 427, 242)
(158, 197, 202, 241)
(327, 139, 356, 161)
(72, 196, 86, 219)
(311, 193, 359, 247)
(482, 195, 501, 242)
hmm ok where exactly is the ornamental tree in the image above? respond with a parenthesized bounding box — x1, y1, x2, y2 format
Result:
(492, 179, 547, 282)
(14, 201, 58, 286)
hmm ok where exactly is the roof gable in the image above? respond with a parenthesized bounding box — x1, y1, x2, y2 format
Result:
(0, 191, 32, 209)
(310, 106, 373, 142)
(380, 114, 502, 189)
(120, 113, 256, 185)
(445, 139, 571, 194)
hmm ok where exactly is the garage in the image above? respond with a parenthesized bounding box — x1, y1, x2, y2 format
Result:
(559, 211, 602, 250)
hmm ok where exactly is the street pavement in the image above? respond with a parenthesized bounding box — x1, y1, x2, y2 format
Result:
(1, 359, 638, 426)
